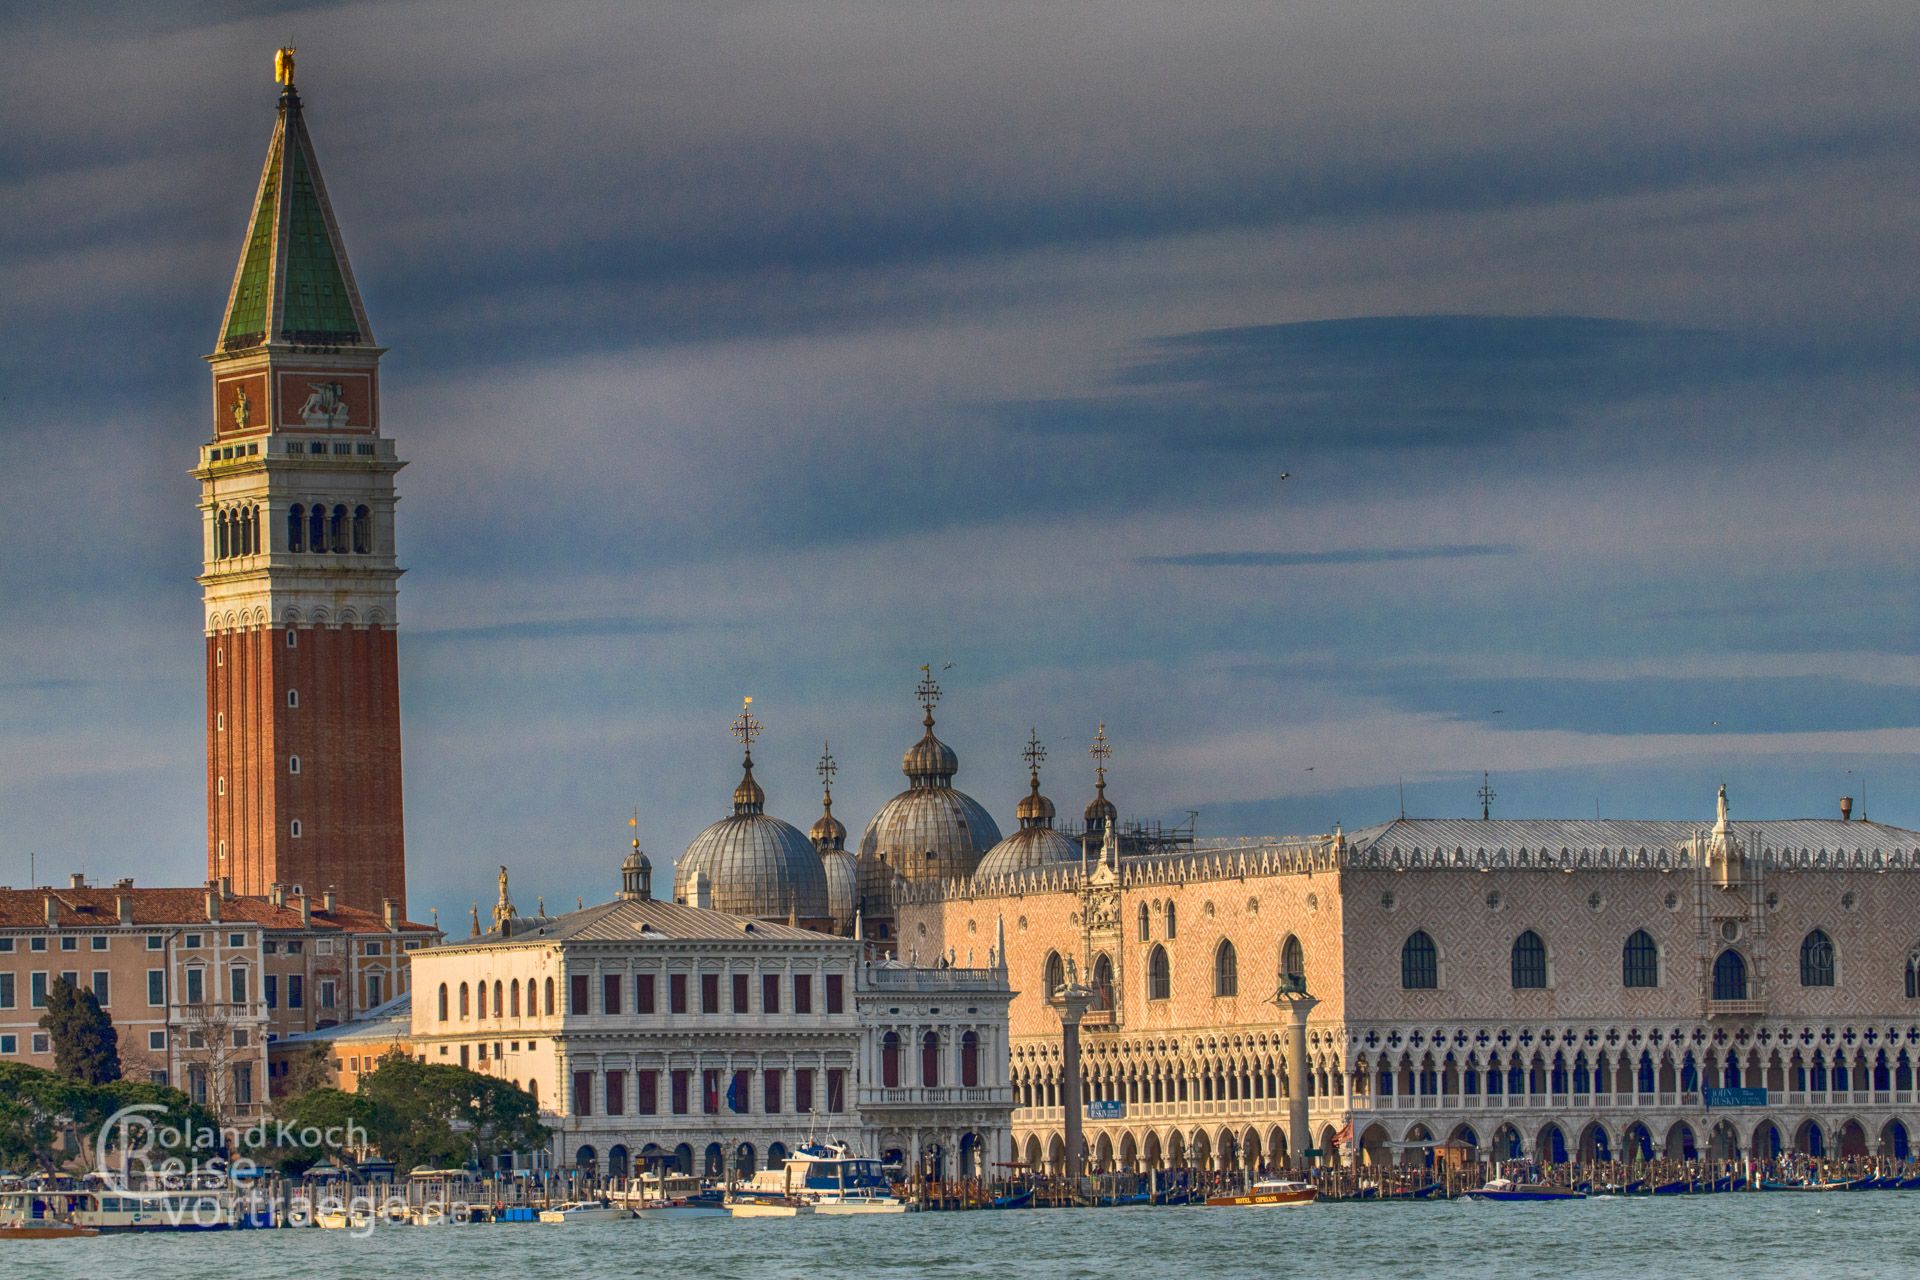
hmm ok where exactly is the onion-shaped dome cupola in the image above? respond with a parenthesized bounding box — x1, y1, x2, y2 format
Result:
(812, 743, 858, 932)
(857, 670, 1003, 907)
(975, 730, 1079, 879)
(1083, 721, 1118, 833)
(673, 698, 829, 921)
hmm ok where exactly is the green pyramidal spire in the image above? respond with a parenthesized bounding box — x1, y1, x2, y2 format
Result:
(218, 77, 372, 352)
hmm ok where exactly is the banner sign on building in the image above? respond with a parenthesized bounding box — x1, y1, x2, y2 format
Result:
(1704, 1087, 1767, 1108)
(1087, 1099, 1126, 1119)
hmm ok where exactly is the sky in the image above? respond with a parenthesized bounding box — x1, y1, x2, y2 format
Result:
(2, 1, 1919, 924)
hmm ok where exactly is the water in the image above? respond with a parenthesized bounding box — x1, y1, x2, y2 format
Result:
(9, 1197, 1920, 1280)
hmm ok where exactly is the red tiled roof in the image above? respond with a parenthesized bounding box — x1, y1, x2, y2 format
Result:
(0, 886, 434, 934)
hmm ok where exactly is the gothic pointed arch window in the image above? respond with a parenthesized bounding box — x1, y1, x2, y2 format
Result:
(1907, 949, 1920, 1000)
(352, 504, 371, 554)
(288, 504, 305, 552)
(1713, 949, 1748, 1001)
(1091, 953, 1114, 1011)
(1800, 929, 1836, 987)
(1622, 930, 1659, 988)
(1165, 903, 1177, 939)
(1043, 951, 1064, 1000)
(1401, 931, 1437, 990)
(1138, 902, 1150, 941)
(1511, 930, 1547, 989)
(1280, 934, 1305, 988)
(1214, 939, 1238, 997)
(1147, 945, 1171, 1001)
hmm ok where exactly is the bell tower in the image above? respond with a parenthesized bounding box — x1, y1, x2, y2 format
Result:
(197, 51, 407, 912)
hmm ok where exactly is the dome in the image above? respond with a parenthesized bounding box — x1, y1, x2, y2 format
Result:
(857, 693, 1001, 902)
(674, 744, 828, 921)
(975, 823, 1079, 879)
(676, 812, 828, 920)
(822, 850, 857, 932)
(1017, 789, 1056, 825)
(811, 809, 847, 850)
(1084, 780, 1117, 833)
(620, 838, 653, 902)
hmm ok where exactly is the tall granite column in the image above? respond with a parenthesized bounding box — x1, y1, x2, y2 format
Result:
(1279, 987, 1320, 1172)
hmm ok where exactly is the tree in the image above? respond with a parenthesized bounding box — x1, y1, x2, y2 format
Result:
(175, 999, 258, 1117)
(275, 1043, 336, 1099)
(359, 1057, 548, 1172)
(0, 1063, 73, 1171)
(252, 1087, 376, 1175)
(39, 977, 120, 1085)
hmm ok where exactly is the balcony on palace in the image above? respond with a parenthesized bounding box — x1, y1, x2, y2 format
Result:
(861, 1085, 1015, 1109)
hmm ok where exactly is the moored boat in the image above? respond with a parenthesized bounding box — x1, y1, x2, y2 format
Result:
(727, 1139, 910, 1215)
(537, 1200, 630, 1224)
(1204, 1178, 1318, 1208)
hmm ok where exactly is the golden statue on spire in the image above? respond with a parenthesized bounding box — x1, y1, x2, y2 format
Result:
(274, 47, 297, 87)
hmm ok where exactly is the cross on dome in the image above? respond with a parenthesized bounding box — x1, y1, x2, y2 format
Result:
(1023, 729, 1047, 777)
(731, 696, 762, 751)
(818, 741, 838, 793)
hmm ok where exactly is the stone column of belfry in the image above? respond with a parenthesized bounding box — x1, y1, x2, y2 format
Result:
(198, 53, 407, 913)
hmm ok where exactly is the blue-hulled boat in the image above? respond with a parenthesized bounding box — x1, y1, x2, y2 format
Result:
(1465, 1178, 1587, 1202)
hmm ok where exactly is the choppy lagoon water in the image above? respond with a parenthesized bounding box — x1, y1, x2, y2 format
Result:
(10, 1195, 1920, 1280)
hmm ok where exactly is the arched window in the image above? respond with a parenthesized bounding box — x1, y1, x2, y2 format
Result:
(1280, 935, 1305, 987)
(215, 510, 229, 560)
(243, 505, 258, 555)
(922, 1031, 940, 1087)
(1091, 953, 1114, 1011)
(1401, 931, 1437, 990)
(352, 505, 371, 554)
(329, 505, 348, 554)
(1138, 902, 1150, 941)
(1907, 950, 1920, 1000)
(475, 980, 487, 1020)
(510, 980, 521, 1017)
(882, 1031, 901, 1088)
(1623, 930, 1659, 988)
(961, 1031, 980, 1087)
(288, 504, 305, 552)
(1043, 951, 1064, 999)
(1800, 929, 1835, 987)
(1511, 930, 1547, 989)
(437, 983, 449, 1022)
(309, 504, 326, 553)
(458, 982, 470, 1018)
(1165, 903, 1177, 940)
(1713, 949, 1748, 1001)
(544, 977, 555, 1017)
(494, 980, 504, 1018)
(1147, 945, 1170, 1001)
(1214, 940, 1238, 997)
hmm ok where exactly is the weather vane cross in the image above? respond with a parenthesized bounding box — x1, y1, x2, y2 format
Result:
(818, 741, 838, 790)
(1478, 771, 1497, 821)
(1023, 729, 1047, 775)
(1089, 722, 1112, 783)
(916, 665, 942, 717)
(731, 696, 762, 751)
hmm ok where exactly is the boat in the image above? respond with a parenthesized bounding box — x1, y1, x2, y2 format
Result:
(990, 1187, 1035, 1210)
(316, 1207, 373, 1230)
(0, 1220, 98, 1239)
(1759, 1177, 1864, 1192)
(1204, 1178, 1318, 1208)
(727, 1139, 911, 1215)
(538, 1200, 631, 1224)
(1465, 1177, 1587, 1202)
(2, 1187, 235, 1234)
(615, 1173, 730, 1219)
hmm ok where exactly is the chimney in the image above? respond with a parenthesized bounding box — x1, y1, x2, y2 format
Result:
(268, 883, 285, 908)
(297, 893, 312, 928)
(382, 897, 399, 930)
(204, 882, 221, 923)
(116, 893, 133, 927)
(113, 878, 134, 890)
(1841, 796, 1854, 823)
(69, 872, 86, 890)
(220, 875, 232, 898)
(43, 893, 57, 929)
(322, 887, 337, 914)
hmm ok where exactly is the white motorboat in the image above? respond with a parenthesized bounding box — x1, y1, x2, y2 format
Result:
(616, 1174, 730, 1219)
(538, 1200, 631, 1223)
(727, 1140, 911, 1216)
